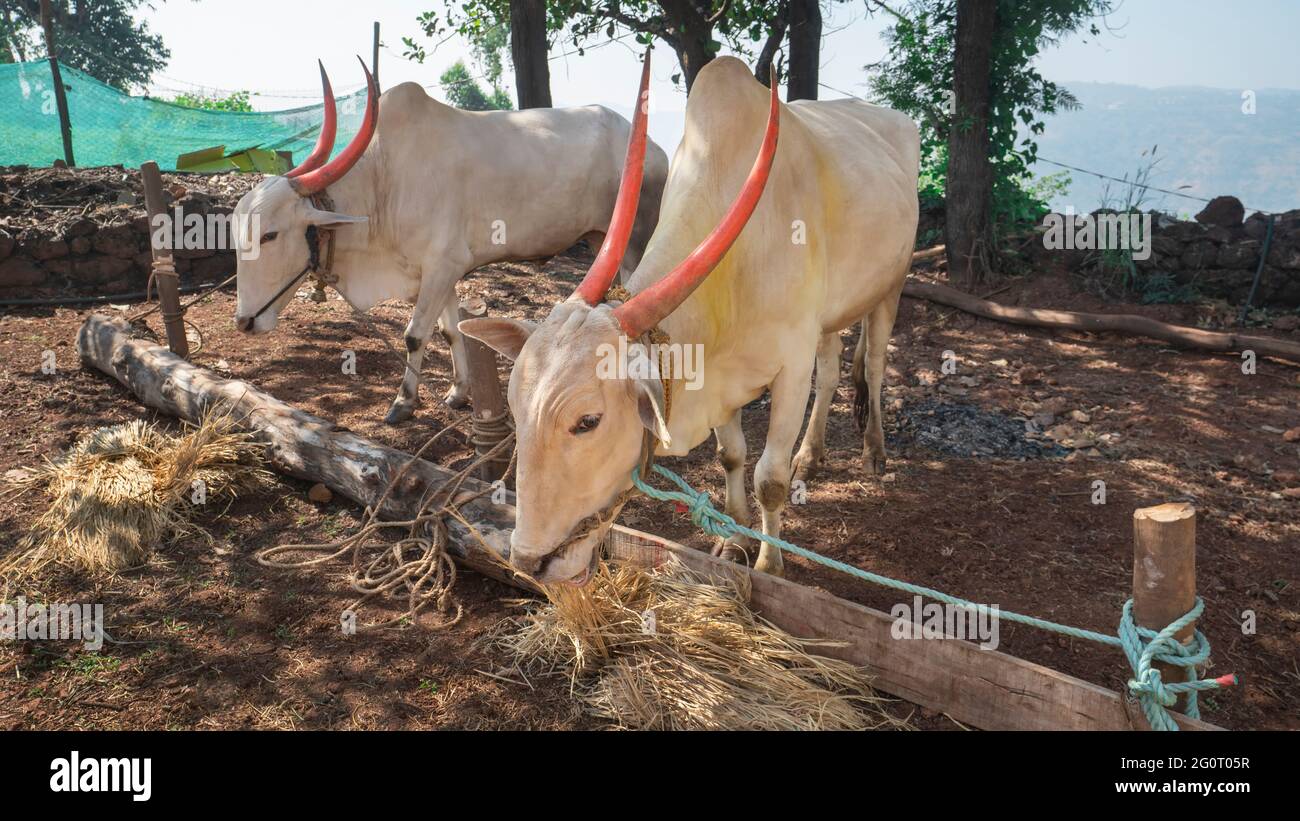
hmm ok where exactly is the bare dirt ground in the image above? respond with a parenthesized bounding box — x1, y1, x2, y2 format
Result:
(1, 247, 1297, 730)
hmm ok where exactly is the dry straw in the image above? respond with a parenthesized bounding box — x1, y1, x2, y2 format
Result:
(2, 409, 269, 580)
(496, 556, 908, 730)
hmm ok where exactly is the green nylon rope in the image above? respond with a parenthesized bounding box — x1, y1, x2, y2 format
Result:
(631, 463, 1237, 731)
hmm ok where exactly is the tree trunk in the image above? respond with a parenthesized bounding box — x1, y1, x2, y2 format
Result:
(509, 0, 551, 109)
(659, 0, 715, 92)
(786, 0, 820, 101)
(944, 0, 996, 289)
(754, 2, 788, 87)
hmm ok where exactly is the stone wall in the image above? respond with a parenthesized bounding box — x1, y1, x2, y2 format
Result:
(0, 166, 260, 300)
(1135, 196, 1300, 307)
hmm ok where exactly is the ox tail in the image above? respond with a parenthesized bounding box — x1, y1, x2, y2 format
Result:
(851, 319, 869, 431)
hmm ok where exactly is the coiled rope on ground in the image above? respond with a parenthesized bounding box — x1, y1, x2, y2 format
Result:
(255, 414, 518, 632)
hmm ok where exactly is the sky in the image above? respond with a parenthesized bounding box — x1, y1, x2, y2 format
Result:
(141, 0, 1300, 157)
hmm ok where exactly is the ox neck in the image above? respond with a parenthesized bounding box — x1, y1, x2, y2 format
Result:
(300, 157, 379, 282)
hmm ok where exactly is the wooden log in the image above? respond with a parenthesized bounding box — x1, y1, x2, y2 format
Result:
(458, 297, 510, 482)
(1133, 502, 1198, 714)
(911, 244, 946, 263)
(77, 313, 1221, 730)
(76, 313, 522, 590)
(902, 278, 1300, 363)
(140, 162, 189, 358)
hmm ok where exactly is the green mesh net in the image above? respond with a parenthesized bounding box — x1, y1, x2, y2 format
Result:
(0, 59, 369, 171)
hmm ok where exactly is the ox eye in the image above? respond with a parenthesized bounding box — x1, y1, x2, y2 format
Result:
(570, 414, 602, 435)
(260, 231, 279, 243)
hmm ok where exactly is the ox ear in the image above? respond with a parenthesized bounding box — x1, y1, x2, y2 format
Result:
(459, 317, 536, 361)
(305, 205, 368, 229)
(634, 375, 671, 448)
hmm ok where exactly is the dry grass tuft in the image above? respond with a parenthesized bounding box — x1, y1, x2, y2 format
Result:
(496, 557, 907, 730)
(2, 409, 270, 580)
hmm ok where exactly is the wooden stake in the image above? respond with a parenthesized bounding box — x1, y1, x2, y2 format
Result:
(140, 161, 189, 358)
(459, 297, 510, 482)
(1132, 502, 1197, 714)
(39, 0, 75, 167)
(372, 22, 381, 89)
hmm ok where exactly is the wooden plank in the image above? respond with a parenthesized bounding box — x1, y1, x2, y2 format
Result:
(78, 313, 1221, 730)
(605, 526, 1221, 731)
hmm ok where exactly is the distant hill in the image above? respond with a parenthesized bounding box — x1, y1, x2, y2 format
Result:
(1029, 82, 1300, 217)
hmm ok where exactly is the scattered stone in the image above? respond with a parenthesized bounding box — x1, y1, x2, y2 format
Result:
(1283, 427, 1300, 442)
(4, 467, 35, 483)
(1014, 365, 1041, 385)
(1039, 396, 1070, 415)
(308, 483, 333, 504)
(1232, 453, 1270, 475)
(1069, 409, 1091, 424)
(1064, 433, 1098, 450)
(1282, 488, 1300, 500)
(1274, 315, 1299, 332)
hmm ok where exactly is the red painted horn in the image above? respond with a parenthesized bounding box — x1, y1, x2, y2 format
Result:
(573, 51, 652, 306)
(290, 56, 379, 196)
(284, 60, 337, 179)
(614, 71, 780, 338)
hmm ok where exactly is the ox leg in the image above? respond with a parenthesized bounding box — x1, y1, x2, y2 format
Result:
(792, 331, 843, 483)
(711, 409, 752, 565)
(437, 301, 472, 409)
(752, 356, 816, 577)
(860, 298, 899, 474)
(385, 276, 458, 425)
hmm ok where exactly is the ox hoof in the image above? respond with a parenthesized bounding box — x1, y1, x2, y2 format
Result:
(754, 553, 785, 578)
(443, 387, 471, 410)
(711, 536, 750, 566)
(792, 448, 824, 483)
(864, 451, 887, 476)
(384, 400, 418, 425)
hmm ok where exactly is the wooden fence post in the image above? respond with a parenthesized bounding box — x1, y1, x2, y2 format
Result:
(140, 161, 189, 358)
(1132, 501, 1197, 714)
(458, 297, 510, 482)
(39, 0, 75, 167)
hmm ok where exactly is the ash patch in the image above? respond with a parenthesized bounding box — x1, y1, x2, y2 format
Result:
(888, 399, 1067, 460)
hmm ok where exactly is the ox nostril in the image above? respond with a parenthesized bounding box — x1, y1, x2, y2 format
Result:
(510, 550, 545, 577)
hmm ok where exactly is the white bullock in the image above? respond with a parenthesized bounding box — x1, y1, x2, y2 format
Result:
(232, 59, 669, 423)
(462, 55, 919, 583)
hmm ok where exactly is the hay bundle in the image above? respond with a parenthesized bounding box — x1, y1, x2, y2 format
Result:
(2, 411, 269, 579)
(497, 557, 905, 730)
